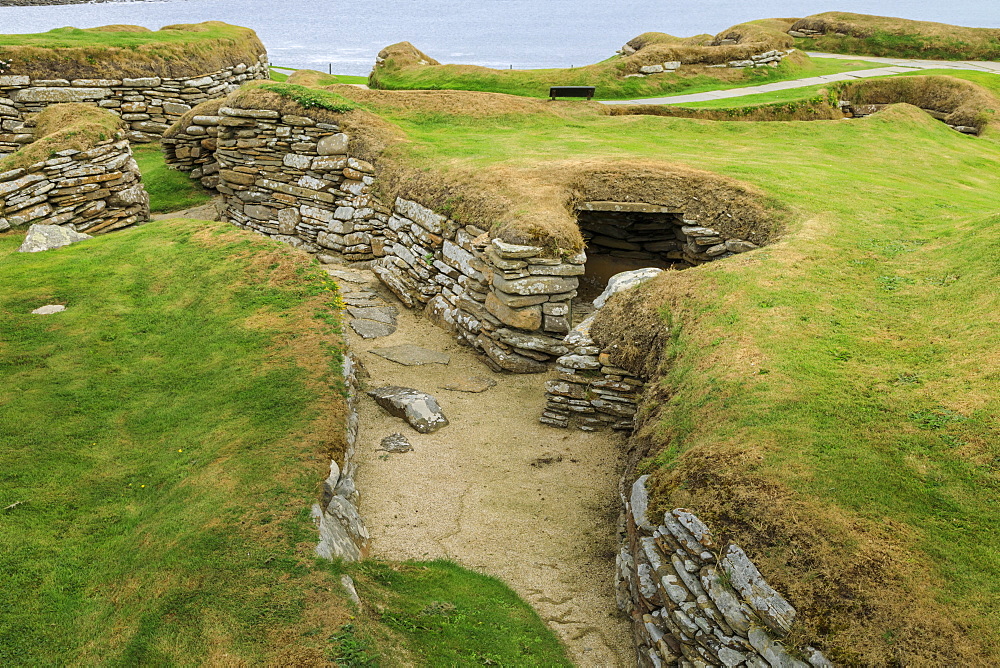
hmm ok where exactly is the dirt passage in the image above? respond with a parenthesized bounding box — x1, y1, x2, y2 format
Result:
(331, 261, 634, 666)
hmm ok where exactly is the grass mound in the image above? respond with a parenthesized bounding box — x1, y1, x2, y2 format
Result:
(791, 12, 1000, 61)
(0, 21, 265, 79)
(225, 82, 785, 252)
(839, 74, 1000, 133)
(622, 21, 793, 68)
(0, 218, 571, 664)
(0, 103, 124, 172)
(368, 22, 883, 101)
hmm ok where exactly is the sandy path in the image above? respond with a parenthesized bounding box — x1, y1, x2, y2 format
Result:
(335, 263, 634, 667)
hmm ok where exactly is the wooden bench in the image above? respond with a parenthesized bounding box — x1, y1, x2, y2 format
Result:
(549, 86, 596, 101)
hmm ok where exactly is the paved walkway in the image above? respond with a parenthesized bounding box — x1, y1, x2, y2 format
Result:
(602, 51, 1000, 106)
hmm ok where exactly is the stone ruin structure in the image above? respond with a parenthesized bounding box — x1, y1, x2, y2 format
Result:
(0, 107, 149, 234)
(163, 89, 835, 667)
(0, 23, 268, 156)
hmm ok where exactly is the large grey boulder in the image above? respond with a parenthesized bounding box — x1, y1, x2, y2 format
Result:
(367, 386, 449, 433)
(18, 224, 92, 253)
(593, 268, 663, 308)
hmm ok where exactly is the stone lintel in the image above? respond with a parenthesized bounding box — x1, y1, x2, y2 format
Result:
(576, 201, 681, 214)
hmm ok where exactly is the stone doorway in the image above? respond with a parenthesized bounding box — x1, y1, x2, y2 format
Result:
(575, 201, 689, 306)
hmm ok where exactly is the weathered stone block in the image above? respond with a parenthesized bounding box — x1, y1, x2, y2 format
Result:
(485, 292, 542, 330)
(491, 273, 578, 296)
(123, 77, 162, 87)
(395, 197, 445, 235)
(317, 133, 349, 155)
(283, 153, 313, 169)
(491, 238, 543, 259)
(14, 87, 110, 103)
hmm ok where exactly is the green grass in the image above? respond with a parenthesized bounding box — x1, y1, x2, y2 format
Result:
(0, 220, 350, 664)
(354, 560, 573, 666)
(675, 83, 831, 108)
(0, 219, 570, 664)
(665, 68, 1000, 109)
(796, 30, 1000, 62)
(0, 23, 248, 50)
(132, 143, 213, 213)
(371, 54, 883, 101)
(361, 99, 1000, 655)
(272, 66, 368, 86)
(254, 82, 360, 113)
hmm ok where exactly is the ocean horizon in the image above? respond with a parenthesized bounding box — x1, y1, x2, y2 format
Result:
(1, 0, 998, 76)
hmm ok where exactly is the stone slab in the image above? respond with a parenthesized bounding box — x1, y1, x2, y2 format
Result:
(377, 433, 414, 453)
(31, 304, 66, 315)
(350, 319, 396, 339)
(439, 376, 497, 393)
(18, 224, 91, 253)
(367, 386, 449, 434)
(348, 306, 398, 325)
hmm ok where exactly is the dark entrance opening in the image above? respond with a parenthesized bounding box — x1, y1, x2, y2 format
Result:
(575, 202, 690, 308)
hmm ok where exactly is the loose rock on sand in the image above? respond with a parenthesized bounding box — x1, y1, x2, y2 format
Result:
(367, 386, 450, 434)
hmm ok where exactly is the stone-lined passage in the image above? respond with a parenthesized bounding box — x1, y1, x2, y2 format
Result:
(190, 102, 589, 373)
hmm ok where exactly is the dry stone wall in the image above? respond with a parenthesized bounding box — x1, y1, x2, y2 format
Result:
(541, 314, 644, 431)
(162, 108, 223, 190)
(0, 54, 268, 154)
(313, 354, 369, 562)
(0, 134, 149, 234)
(619, 476, 833, 668)
(196, 101, 589, 373)
(620, 47, 792, 75)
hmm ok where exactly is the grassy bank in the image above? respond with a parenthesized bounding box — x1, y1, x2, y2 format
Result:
(371, 44, 882, 101)
(304, 83, 1000, 661)
(272, 66, 368, 86)
(0, 219, 570, 664)
(791, 12, 1000, 61)
(0, 22, 265, 79)
(0, 104, 124, 172)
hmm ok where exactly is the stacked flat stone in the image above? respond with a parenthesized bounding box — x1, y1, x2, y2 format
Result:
(723, 50, 790, 69)
(199, 102, 590, 373)
(579, 210, 759, 266)
(619, 476, 833, 668)
(0, 54, 267, 153)
(470, 238, 583, 372)
(188, 99, 767, 374)
(787, 29, 823, 39)
(540, 315, 643, 430)
(313, 354, 370, 562)
(0, 135, 149, 234)
(162, 111, 222, 189)
(624, 50, 792, 75)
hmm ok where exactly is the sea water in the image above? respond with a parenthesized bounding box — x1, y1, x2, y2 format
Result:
(0, 0, 997, 76)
